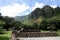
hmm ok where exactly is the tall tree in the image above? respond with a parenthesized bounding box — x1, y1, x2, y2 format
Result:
(3, 16, 14, 31)
(0, 13, 3, 21)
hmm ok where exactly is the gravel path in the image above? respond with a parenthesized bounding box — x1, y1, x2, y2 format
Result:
(17, 37, 60, 40)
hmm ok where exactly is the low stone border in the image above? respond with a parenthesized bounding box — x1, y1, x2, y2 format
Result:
(12, 30, 58, 40)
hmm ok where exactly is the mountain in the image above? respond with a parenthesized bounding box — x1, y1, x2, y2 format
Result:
(14, 15, 28, 22)
(29, 5, 55, 19)
(29, 8, 44, 19)
(23, 5, 60, 25)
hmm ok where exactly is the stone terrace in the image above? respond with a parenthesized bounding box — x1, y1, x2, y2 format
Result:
(12, 30, 58, 40)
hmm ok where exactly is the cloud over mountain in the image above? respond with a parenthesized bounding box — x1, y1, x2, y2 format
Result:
(0, 3, 30, 17)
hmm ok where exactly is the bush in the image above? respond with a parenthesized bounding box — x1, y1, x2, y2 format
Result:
(0, 37, 10, 40)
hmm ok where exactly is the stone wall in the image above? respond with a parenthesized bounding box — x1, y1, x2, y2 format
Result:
(12, 30, 57, 38)
(17, 32, 57, 37)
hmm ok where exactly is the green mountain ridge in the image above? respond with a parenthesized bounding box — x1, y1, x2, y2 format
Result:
(14, 5, 60, 26)
(23, 5, 60, 25)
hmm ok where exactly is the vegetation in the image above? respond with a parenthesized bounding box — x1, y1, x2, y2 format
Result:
(0, 31, 12, 40)
(0, 13, 21, 40)
(23, 19, 35, 26)
(56, 30, 60, 36)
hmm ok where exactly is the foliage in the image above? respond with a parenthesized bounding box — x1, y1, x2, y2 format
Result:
(0, 37, 10, 40)
(40, 20, 60, 31)
(47, 15, 60, 21)
(0, 31, 12, 40)
(3, 16, 14, 31)
(23, 19, 35, 26)
(12, 21, 21, 30)
(56, 30, 60, 36)
(0, 21, 5, 31)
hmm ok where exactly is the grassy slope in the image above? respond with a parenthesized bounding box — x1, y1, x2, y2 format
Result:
(23, 19, 35, 26)
(56, 30, 60, 36)
(23, 16, 45, 26)
(23, 14, 60, 25)
(47, 15, 60, 21)
(35, 17, 45, 25)
(0, 31, 12, 40)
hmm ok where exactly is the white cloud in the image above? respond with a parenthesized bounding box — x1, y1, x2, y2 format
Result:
(0, 3, 30, 17)
(51, 5, 57, 8)
(32, 2, 45, 10)
(21, 12, 30, 16)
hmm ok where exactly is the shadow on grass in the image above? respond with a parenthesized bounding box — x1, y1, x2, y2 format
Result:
(0, 31, 7, 35)
(0, 37, 10, 40)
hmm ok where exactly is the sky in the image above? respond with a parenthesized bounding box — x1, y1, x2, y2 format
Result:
(0, 0, 60, 17)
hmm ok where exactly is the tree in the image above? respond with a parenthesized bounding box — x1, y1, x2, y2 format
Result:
(3, 16, 14, 31)
(0, 13, 4, 31)
(12, 21, 21, 30)
(52, 20, 60, 29)
(0, 21, 5, 31)
(40, 20, 57, 31)
(33, 23, 37, 29)
(0, 13, 3, 21)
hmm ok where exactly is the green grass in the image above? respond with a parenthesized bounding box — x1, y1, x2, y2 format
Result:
(23, 19, 35, 26)
(56, 30, 60, 36)
(41, 30, 60, 36)
(47, 15, 60, 21)
(0, 31, 12, 40)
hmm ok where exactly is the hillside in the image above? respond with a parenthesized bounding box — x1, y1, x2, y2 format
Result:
(29, 5, 55, 19)
(47, 15, 60, 21)
(14, 15, 28, 22)
(23, 5, 60, 25)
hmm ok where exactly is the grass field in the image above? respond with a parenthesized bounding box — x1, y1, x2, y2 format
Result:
(56, 30, 60, 36)
(41, 30, 60, 36)
(0, 31, 12, 40)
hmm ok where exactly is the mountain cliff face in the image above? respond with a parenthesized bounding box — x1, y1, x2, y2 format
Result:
(29, 8, 44, 19)
(29, 5, 56, 19)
